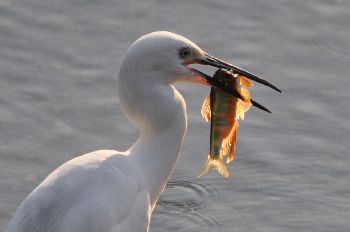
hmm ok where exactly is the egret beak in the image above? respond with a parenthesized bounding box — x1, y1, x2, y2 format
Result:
(199, 53, 282, 93)
(190, 68, 272, 113)
(189, 52, 281, 113)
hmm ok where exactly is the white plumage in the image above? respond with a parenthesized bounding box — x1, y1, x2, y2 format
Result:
(8, 31, 200, 232)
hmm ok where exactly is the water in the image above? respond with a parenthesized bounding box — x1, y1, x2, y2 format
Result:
(0, 0, 349, 231)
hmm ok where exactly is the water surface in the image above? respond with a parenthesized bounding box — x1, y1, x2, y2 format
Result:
(1, 0, 349, 231)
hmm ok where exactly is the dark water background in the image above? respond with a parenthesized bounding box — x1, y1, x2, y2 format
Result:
(1, 0, 349, 231)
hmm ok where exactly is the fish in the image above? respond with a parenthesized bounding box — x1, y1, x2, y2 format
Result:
(198, 69, 253, 177)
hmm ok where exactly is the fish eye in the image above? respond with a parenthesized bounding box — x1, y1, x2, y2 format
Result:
(179, 47, 191, 59)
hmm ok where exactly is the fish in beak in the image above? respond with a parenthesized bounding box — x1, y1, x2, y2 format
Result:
(191, 53, 282, 113)
(199, 54, 282, 93)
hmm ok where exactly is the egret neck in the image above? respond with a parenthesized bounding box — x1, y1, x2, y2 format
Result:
(118, 64, 187, 208)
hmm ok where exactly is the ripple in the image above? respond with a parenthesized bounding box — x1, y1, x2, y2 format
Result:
(154, 178, 225, 228)
(157, 179, 219, 212)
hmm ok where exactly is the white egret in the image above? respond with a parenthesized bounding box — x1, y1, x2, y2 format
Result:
(7, 31, 280, 232)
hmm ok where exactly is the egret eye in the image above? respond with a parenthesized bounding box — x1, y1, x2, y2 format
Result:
(179, 47, 191, 59)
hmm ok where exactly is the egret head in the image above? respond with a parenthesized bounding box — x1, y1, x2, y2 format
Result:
(120, 31, 203, 81)
(120, 31, 281, 106)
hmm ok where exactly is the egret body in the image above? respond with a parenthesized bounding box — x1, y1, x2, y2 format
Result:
(7, 31, 280, 232)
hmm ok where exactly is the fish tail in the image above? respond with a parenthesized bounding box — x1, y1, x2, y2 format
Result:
(198, 154, 231, 178)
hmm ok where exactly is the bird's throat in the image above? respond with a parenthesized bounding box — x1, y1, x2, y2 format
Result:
(120, 80, 187, 208)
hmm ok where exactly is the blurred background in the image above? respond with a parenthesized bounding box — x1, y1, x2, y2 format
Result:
(0, 0, 349, 231)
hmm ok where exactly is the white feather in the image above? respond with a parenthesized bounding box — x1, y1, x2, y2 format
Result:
(7, 31, 205, 232)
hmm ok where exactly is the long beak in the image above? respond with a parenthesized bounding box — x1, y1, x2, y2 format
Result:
(199, 53, 282, 93)
(190, 68, 271, 113)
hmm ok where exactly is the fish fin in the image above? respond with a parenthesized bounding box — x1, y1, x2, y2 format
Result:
(239, 86, 251, 103)
(238, 75, 253, 87)
(236, 100, 252, 120)
(198, 154, 231, 178)
(221, 123, 236, 156)
(226, 121, 239, 163)
(200, 95, 211, 122)
(221, 135, 231, 156)
(236, 87, 252, 120)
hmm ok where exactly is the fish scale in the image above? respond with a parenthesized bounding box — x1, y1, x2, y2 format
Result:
(198, 69, 252, 177)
